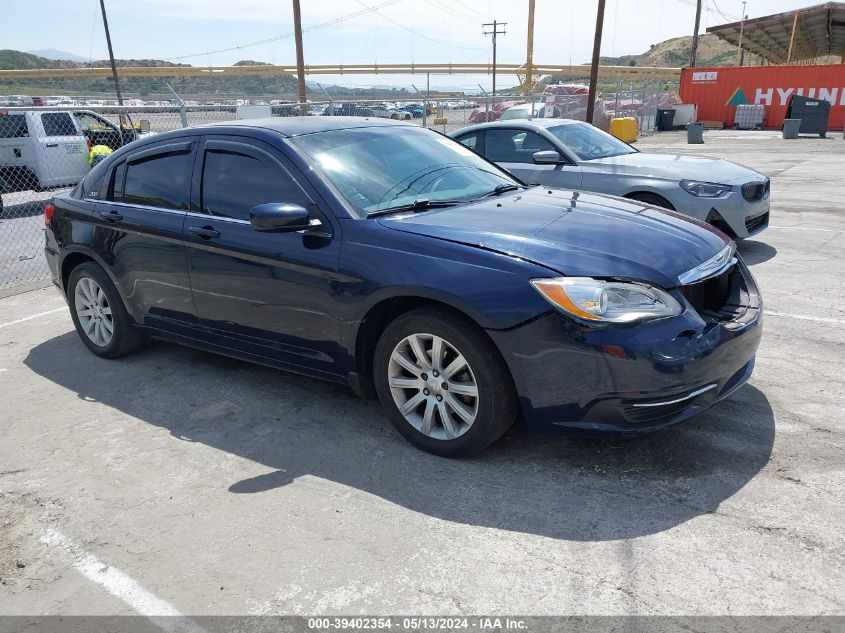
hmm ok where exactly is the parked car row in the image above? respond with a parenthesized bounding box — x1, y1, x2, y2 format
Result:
(0, 95, 478, 112)
(46, 116, 764, 457)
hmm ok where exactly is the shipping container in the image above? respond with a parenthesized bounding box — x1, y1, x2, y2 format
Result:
(679, 64, 845, 131)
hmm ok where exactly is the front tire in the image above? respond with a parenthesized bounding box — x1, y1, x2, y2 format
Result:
(373, 307, 517, 456)
(67, 262, 145, 359)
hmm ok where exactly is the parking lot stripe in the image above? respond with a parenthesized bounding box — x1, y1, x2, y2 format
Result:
(765, 310, 845, 325)
(768, 225, 841, 233)
(0, 306, 66, 329)
(41, 529, 207, 633)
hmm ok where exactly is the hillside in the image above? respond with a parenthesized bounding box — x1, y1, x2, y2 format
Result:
(0, 49, 300, 99)
(0, 50, 79, 70)
(600, 33, 737, 68)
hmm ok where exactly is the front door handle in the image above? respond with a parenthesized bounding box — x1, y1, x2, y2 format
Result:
(188, 225, 221, 240)
(95, 209, 123, 222)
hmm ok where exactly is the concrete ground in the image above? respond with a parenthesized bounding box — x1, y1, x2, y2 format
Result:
(0, 130, 843, 618)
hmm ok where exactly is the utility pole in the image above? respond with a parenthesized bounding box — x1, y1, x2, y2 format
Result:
(98, 0, 124, 106)
(585, 0, 606, 126)
(482, 20, 507, 97)
(524, 0, 535, 99)
(736, 1, 747, 66)
(690, 0, 703, 67)
(292, 0, 307, 115)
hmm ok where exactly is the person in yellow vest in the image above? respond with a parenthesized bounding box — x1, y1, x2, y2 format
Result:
(88, 144, 113, 167)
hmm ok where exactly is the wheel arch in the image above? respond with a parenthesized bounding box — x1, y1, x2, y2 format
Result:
(622, 190, 676, 210)
(352, 293, 507, 400)
(59, 247, 116, 292)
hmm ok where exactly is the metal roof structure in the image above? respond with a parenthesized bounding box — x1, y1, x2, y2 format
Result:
(707, 2, 845, 64)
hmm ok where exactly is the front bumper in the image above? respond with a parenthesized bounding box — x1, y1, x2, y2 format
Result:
(680, 188, 769, 239)
(488, 259, 762, 435)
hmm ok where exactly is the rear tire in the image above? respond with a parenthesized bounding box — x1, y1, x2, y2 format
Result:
(67, 262, 145, 359)
(627, 192, 674, 210)
(373, 307, 518, 457)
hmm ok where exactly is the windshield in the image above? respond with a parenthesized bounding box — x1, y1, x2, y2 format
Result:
(547, 122, 636, 161)
(289, 126, 519, 216)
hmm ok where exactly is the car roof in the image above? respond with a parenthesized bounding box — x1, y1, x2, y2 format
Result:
(452, 118, 585, 136)
(200, 116, 411, 137)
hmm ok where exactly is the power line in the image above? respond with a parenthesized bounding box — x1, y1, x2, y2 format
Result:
(452, 0, 486, 19)
(423, 0, 478, 23)
(708, 0, 739, 21)
(166, 0, 403, 61)
(674, 0, 739, 21)
(354, 0, 488, 50)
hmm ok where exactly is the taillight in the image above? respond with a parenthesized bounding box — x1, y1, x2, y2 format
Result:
(44, 203, 55, 227)
(86, 139, 93, 151)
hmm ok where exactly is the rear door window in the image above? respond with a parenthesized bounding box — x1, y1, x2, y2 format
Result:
(117, 149, 193, 210)
(41, 112, 78, 137)
(0, 114, 29, 138)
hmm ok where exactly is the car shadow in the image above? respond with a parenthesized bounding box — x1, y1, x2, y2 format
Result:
(25, 332, 775, 542)
(0, 198, 47, 219)
(738, 239, 777, 266)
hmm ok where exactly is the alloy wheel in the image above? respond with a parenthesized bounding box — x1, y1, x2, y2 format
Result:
(74, 277, 114, 347)
(387, 332, 479, 440)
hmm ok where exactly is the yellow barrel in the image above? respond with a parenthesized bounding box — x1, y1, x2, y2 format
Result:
(610, 117, 638, 143)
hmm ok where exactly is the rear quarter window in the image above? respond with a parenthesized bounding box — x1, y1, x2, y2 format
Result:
(457, 133, 479, 150)
(0, 114, 29, 138)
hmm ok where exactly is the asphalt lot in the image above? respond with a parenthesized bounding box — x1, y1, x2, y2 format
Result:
(0, 130, 843, 618)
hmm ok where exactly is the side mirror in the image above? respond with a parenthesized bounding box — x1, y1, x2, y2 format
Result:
(533, 150, 562, 164)
(250, 203, 312, 232)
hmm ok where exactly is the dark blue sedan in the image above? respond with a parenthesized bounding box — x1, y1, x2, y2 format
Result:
(44, 118, 762, 456)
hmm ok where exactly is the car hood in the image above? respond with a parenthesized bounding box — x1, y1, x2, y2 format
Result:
(583, 152, 763, 184)
(377, 188, 729, 289)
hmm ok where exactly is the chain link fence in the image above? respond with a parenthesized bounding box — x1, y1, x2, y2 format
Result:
(1, 83, 676, 292)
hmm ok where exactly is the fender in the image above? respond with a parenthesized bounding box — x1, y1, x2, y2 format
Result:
(352, 284, 508, 331)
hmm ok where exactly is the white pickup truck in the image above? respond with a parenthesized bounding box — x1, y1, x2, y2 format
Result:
(0, 109, 140, 198)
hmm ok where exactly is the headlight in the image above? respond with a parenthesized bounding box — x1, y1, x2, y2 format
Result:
(531, 277, 682, 324)
(680, 179, 733, 198)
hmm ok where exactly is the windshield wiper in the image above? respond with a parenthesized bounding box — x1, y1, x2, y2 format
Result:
(368, 198, 464, 217)
(481, 183, 523, 198)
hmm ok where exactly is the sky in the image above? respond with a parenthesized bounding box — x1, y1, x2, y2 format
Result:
(2, 0, 826, 90)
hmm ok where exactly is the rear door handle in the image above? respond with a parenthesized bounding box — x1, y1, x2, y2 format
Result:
(95, 209, 123, 222)
(188, 225, 221, 240)
(45, 143, 58, 148)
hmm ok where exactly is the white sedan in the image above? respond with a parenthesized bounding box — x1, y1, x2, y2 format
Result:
(451, 119, 770, 239)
